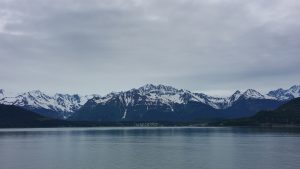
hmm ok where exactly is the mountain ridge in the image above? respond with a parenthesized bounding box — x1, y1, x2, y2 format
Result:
(71, 84, 297, 121)
(1, 84, 299, 120)
(0, 89, 100, 119)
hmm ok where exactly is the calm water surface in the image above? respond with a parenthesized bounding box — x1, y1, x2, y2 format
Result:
(0, 127, 300, 169)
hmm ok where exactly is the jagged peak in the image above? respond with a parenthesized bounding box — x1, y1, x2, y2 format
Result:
(267, 85, 300, 100)
(232, 90, 242, 95)
(140, 84, 156, 89)
(242, 89, 265, 99)
(55, 93, 71, 97)
(244, 89, 260, 94)
(27, 90, 45, 96)
(290, 85, 300, 91)
(0, 89, 4, 99)
(229, 90, 242, 100)
(138, 84, 183, 93)
(54, 93, 80, 98)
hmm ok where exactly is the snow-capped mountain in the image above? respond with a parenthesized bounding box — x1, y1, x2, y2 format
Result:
(1, 84, 298, 121)
(0, 90, 99, 119)
(71, 84, 288, 121)
(267, 85, 300, 100)
(90, 84, 276, 110)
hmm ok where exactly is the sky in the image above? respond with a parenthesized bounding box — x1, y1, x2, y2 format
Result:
(0, 0, 300, 96)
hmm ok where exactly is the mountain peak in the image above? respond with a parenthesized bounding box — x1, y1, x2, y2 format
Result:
(0, 89, 4, 99)
(0, 89, 4, 95)
(228, 90, 242, 102)
(242, 89, 265, 99)
(138, 84, 182, 93)
(267, 85, 300, 100)
(233, 90, 242, 95)
(0, 89, 99, 119)
(27, 90, 44, 96)
(290, 85, 300, 90)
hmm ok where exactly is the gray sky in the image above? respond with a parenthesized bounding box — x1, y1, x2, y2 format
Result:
(0, 0, 300, 96)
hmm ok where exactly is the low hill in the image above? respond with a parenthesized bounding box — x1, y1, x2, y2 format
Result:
(253, 97, 300, 124)
(219, 98, 300, 126)
(0, 104, 73, 128)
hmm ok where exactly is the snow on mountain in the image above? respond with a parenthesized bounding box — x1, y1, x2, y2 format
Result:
(185, 88, 274, 109)
(0, 90, 100, 119)
(91, 84, 277, 111)
(94, 85, 184, 110)
(240, 89, 266, 99)
(267, 85, 300, 100)
(1, 84, 299, 119)
(228, 90, 242, 102)
(0, 89, 4, 99)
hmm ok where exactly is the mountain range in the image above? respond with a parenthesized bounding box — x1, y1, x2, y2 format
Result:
(1, 84, 299, 122)
(0, 89, 99, 119)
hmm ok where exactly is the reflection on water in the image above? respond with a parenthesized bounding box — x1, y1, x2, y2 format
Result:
(0, 127, 300, 169)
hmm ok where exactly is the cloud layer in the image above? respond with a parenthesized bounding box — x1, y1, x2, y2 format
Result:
(1, 0, 300, 96)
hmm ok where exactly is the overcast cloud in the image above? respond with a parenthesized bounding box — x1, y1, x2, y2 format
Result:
(0, 0, 300, 96)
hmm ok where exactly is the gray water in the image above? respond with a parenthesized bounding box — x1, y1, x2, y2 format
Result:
(0, 127, 300, 169)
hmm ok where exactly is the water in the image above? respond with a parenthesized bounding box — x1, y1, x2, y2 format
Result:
(0, 127, 300, 169)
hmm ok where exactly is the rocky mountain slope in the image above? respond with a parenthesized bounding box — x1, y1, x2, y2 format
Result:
(267, 85, 300, 100)
(0, 90, 99, 119)
(71, 84, 296, 121)
(1, 84, 299, 121)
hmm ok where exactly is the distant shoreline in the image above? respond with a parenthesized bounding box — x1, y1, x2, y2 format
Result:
(1, 122, 300, 129)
